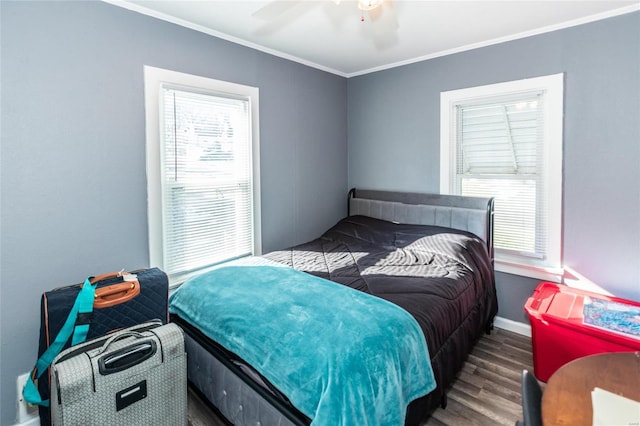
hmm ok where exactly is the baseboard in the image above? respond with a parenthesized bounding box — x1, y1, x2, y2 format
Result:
(494, 316, 532, 337)
(13, 416, 39, 426)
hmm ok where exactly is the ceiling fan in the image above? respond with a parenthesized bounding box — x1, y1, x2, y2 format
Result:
(342, 0, 388, 21)
(253, 0, 396, 24)
(252, 0, 399, 47)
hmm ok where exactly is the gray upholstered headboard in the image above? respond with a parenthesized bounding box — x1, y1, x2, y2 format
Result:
(348, 188, 495, 262)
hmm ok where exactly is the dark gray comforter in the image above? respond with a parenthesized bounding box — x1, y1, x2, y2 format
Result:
(264, 215, 498, 422)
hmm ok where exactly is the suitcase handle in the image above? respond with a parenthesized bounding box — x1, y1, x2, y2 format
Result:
(94, 281, 141, 308)
(98, 340, 157, 375)
(97, 330, 149, 356)
(83, 271, 141, 308)
(89, 272, 123, 284)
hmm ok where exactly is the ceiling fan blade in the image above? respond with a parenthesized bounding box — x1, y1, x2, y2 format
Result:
(252, 1, 301, 21)
(365, 0, 400, 50)
(368, 5, 383, 21)
(369, 0, 398, 29)
(252, 1, 321, 37)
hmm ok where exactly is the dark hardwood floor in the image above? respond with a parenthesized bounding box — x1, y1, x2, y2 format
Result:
(187, 327, 534, 426)
(425, 328, 534, 425)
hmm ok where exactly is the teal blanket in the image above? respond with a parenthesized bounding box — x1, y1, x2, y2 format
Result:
(170, 265, 435, 425)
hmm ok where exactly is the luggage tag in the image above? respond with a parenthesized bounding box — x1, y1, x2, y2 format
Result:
(119, 269, 138, 282)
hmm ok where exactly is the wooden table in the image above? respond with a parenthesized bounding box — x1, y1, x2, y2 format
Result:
(541, 351, 640, 426)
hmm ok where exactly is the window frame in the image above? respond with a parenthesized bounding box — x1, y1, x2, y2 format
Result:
(440, 74, 564, 282)
(144, 65, 261, 285)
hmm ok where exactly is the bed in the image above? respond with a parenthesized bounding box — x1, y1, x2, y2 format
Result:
(170, 188, 498, 425)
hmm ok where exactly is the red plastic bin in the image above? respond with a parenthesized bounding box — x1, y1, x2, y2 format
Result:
(524, 282, 640, 382)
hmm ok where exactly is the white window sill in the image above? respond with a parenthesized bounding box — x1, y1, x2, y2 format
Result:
(495, 259, 563, 283)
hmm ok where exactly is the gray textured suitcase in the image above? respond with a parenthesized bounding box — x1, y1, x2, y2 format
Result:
(49, 321, 187, 426)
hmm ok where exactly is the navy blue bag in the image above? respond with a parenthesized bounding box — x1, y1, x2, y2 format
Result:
(30, 268, 169, 425)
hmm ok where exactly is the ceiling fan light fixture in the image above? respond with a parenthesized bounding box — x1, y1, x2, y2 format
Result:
(357, 0, 383, 11)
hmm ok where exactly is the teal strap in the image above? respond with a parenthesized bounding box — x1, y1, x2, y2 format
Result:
(23, 278, 97, 406)
(72, 278, 97, 345)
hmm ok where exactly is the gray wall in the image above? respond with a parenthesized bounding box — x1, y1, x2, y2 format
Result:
(0, 2, 347, 423)
(348, 12, 640, 323)
(2, 1, 639, 423)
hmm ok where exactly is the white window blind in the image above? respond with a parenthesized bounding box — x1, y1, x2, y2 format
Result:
(145, 66, 261, 285)
(161, 87, 254, 276)
(455, 94, 546, 258)
(440, 74, 563, 281)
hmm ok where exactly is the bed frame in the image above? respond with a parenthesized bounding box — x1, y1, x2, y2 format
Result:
(175, 188, 495, 426)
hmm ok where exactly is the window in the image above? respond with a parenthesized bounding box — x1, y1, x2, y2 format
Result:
(440, 74, 563, 281)
(144, 66, 261, 284)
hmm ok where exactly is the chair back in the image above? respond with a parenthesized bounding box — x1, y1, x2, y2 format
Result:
(520, 369, 542, 426)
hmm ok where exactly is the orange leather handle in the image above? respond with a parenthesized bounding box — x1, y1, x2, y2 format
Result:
(89, 272, 122, 285)
(94, 281, 141, 309)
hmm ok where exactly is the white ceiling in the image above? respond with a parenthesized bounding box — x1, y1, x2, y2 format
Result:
(111, 0, 640, 77)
